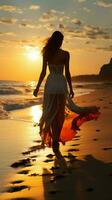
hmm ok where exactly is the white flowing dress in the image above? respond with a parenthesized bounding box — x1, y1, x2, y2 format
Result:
(38, 64, 100, 147)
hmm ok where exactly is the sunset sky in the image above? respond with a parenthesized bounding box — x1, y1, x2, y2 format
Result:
(0, 0, 112, 81)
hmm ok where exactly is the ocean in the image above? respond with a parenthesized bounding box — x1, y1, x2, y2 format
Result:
(0, 80, 96, 120)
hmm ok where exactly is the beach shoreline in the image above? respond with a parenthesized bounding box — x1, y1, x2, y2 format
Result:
(0, 86, 112, 200)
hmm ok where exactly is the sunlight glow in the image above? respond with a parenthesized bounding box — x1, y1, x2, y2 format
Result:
(26, 46, 41, 61)
(31, 105, 42, 123)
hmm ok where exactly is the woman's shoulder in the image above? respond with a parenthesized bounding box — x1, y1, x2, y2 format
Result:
(60, 49, 70, 56)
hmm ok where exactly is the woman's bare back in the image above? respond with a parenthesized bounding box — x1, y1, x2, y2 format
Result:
(48, 49, 68, 66)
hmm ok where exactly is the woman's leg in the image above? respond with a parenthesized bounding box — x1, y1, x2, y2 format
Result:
(51, 94, 66, 155)
(51, 108, 68, 171)
(51, 114, 64, 154)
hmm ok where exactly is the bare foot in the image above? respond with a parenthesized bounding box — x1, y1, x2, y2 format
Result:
(54, 151, 68, 172)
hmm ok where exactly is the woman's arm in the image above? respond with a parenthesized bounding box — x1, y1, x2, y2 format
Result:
(65, 51, 74, 98)
(33, 55, 47, 97)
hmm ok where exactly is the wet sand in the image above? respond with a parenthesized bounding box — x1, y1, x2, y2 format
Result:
(0, 86, 112, 200)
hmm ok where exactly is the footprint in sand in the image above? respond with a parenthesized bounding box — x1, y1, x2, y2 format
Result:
(11, 180, 24, 184)
(44, 159, 54, 163)
(46, 154, 54, 158)
(73, 138, 80, 141)
(42, 173, 52, 176)
(22, 144, 43, 155)
(6, 185, 30, 193)
(102, 147, 112, 150)
(71, 144, 80, 146)
(29, 173, 39, 176)
(11, 158, 32, 168)
(22, 151, 31, 155)
(75, 135, 80, 138)
(93, 138, 98, 141)
(68, 148, 80, 152)
(17, 169, 30, 175)
(31, 159, 36, 162)
(96, 129, 100, 132)
(30, 155, 38, 158)
(50, 166, 60, 170)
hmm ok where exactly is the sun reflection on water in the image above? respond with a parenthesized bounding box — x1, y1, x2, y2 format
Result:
(31, 105, 42, 123)
(31, 105, 52, 157)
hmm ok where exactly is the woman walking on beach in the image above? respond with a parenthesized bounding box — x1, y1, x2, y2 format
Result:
(33, 31, 100, 157)
(33, 31, 74, 156)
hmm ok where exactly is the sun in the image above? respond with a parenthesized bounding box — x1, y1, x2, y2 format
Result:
(26, 47, 41, 61)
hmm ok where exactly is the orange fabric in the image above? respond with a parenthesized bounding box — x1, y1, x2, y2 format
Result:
(40, 111, 100, 147)
(60, 111, 100, 142)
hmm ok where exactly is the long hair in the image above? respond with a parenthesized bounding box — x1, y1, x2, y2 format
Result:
(42, 31, 64, 62)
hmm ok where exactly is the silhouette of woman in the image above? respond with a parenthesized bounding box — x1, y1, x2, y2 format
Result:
(33, 31, 100, 158)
